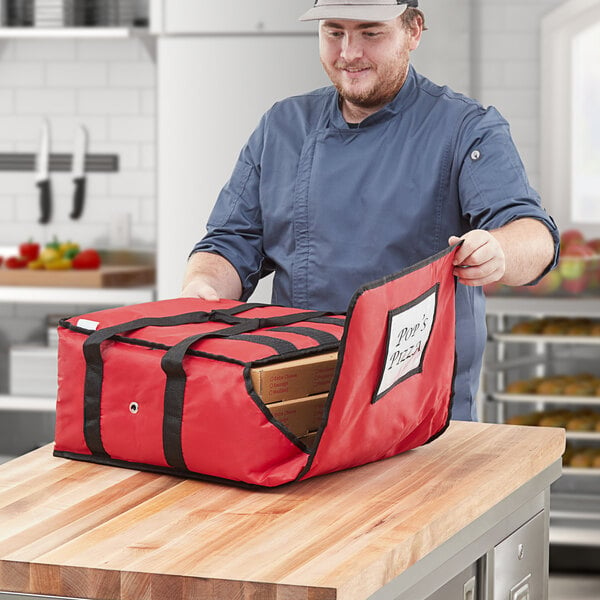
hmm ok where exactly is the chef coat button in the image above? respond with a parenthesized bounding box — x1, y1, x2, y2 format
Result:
(471, 150, 481, 161)
(129, 402, 139, 414)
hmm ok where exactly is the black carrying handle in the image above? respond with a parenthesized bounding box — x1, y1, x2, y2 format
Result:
(160, 310, 330, 378)
(37, 179, 52, 224)
(160, 310, 329, 470)
(70, 176, 86, 219)
(82, 310, 215, 457)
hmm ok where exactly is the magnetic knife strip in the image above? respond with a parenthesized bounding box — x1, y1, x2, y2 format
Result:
(0, 153, 118, 173)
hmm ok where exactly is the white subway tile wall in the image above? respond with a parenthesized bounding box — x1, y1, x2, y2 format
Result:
(473, 0, 564, 191)
(0, 38, 156, 251)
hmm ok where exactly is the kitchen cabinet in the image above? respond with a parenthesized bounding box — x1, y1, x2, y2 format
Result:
(484, 295, 600, 551)
(0, 421, 564, 600)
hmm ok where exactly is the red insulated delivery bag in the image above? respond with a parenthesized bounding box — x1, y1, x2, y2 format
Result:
(54, 245, 459, 487)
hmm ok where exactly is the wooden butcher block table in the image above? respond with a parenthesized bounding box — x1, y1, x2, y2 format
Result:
(0, 421, 565, 600)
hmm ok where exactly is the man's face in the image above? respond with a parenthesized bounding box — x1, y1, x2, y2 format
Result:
(319, 16, 421, 116)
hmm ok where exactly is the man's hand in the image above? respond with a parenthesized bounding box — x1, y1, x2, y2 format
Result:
(180, 252, 242, 300)
(181, 279, 221, 301)
(449, 231, 506, 287)
(449, 218, 556, 287)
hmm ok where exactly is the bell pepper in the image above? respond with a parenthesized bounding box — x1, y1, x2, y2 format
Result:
(19, 240, 40, 263)
(45, 258, 73, 270)
(5, 256, 27, 269)
(27, 259, 45, 270)
(39, 247, 61, 264)
(46, 236, 61, 249)
(45, 236, 61, 252)
(59, 241, 80, 259)
(72, 248, 101, 270)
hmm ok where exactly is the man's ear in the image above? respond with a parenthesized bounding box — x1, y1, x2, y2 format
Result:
(408, 15, 423, 51)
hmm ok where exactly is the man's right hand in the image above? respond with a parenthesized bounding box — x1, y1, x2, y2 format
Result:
(180, 252, 243, 301)
(180, 279, 221, 301)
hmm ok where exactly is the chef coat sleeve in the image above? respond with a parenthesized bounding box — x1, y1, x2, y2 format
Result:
(456, 105, 560, 284)
(191, 117, 268, 300)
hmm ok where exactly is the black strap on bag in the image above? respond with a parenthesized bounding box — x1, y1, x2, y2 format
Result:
(306, 315, 346, 326)
(226, 334, 299, 354)
(268, 326, 340, 346)
(160, 310, 330, 470)
(82, 311, 218, 456)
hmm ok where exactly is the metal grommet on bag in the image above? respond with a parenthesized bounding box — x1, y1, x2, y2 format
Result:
(129, 402, 139, 414)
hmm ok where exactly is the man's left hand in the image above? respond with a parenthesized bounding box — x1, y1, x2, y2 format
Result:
(448, 231, 506, 287)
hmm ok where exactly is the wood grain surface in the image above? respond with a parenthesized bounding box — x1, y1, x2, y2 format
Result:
(0, 421, 565, 600)
(0, 265, 155, 288)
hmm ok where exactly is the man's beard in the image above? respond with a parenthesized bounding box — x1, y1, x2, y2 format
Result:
(323, 53, 410, 110)
(333, 76, 402, 109)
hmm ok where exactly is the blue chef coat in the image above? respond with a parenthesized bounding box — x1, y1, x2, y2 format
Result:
(193, 66, 559, 421)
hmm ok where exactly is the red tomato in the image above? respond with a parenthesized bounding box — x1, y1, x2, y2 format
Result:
(72, 249, 101, 270)
(18, 240, 40, 263)
(6, 256, 27, 269)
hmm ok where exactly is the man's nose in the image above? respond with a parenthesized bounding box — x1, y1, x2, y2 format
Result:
(340, 33, 363, 61)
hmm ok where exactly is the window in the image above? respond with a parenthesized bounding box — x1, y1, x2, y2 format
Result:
(571, 21, 600, 223)
(541, 0, 600, 234)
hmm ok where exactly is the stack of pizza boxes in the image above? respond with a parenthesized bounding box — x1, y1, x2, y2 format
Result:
(250, 352, 338, 448)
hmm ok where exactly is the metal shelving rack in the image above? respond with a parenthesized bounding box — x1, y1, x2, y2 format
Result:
(0, 25, 156, 58)
(484, 294, 600, 549)
(0, 26, 145, 38)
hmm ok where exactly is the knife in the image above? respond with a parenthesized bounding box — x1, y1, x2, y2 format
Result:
(70, 125, 88, 220)
(35, 120, 52, 224)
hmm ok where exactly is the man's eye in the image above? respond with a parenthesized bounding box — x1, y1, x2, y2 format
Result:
(328, 30, 343, 37)
(364, 31, 382, 38)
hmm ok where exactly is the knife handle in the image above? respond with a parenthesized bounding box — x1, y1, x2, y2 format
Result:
(70, 177, 86, 220)
(37, 179, 52, 224)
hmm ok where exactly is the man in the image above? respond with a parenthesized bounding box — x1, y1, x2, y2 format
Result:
(181, 0, 559, 421)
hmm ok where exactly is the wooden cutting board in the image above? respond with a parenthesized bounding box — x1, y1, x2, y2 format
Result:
(0, 421, 565, 600)
(0, 265, 155, 288)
